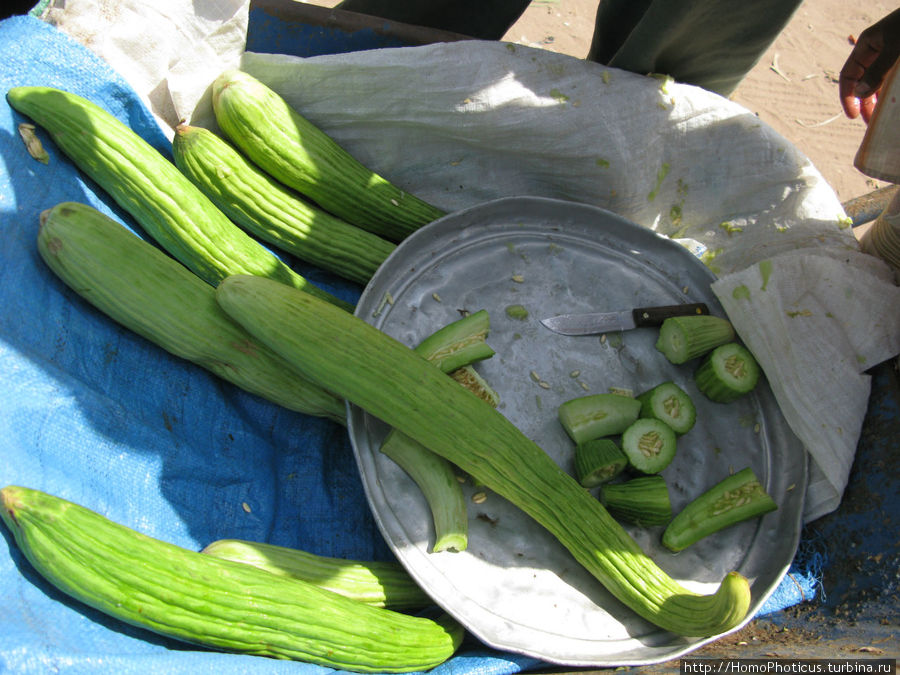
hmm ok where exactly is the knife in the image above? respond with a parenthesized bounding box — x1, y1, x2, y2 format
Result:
(540, 302, 709, 336)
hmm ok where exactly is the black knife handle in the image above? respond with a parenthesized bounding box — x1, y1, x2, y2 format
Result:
(631, 303, 710, 327)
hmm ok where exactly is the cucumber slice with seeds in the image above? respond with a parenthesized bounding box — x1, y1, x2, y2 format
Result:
(662, 467, 777, 552)
(620, 418, 677, 474)
(558, 393, 641, 445)
(694, 342, 760, 403)
(574, 438, 628, 488)
(636, 381, 696, 435)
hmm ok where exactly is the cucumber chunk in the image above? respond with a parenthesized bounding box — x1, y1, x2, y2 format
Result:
(558, 393, 641, 445)
(655, 315, 735, 364)
(600, 475, 673, 527)
(662, 467, 777, 552)
(574, 438, 628, 488)
(636, 381, 696, 435)
(620, 418, 677, 474)
(694, 342, 760, 403)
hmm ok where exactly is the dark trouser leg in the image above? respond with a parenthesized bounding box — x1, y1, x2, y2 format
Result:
(334, 0, 532, 40)
(587, 0, 804, 96)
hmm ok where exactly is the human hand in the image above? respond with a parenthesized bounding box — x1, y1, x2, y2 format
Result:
(839, 8, 900, 123)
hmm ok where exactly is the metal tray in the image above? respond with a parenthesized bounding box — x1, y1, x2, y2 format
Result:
(347, 197, 807, 666)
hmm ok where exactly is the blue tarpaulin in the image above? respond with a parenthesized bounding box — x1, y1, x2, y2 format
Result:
(0, 14, 821, 674)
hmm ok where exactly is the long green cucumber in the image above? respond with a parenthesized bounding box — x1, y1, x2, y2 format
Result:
(1, 486, 462, 672)
(201, 539, 431, 609)
(383, 309, 497, 554)
(6, 85, 350, 311)
(211, 69, 446, 242)
(172, 123, 397, 286)
(36, 202, 345, 424)
(215, 274, 753, 638)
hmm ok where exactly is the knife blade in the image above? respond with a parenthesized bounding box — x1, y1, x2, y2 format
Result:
(539, 302, 709, 336)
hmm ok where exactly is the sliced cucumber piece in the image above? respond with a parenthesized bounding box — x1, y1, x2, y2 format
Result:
(662, 467, 777, 552)
(574, 438, 628, 488)
(636, 381, 696, 435)
(694, 342, 760, 403)
(620, 418, 677, 474)
(558, 393, 642, 445)
(600, 475, 673, 527)
(655, 315, 735, 365)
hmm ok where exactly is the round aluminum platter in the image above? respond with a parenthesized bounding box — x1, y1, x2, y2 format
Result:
(347, 196, 806, 666)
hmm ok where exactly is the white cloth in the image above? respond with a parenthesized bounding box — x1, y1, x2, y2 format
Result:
(43, 0, 900, 522)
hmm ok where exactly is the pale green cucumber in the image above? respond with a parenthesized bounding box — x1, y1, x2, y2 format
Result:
(36, 202, 345, 424)
(384, 309, 496, 554)
(6, 85, 350, 311)
(558, 393, 642, 445)
(620, 418, 678, 474)
(1, 486, 462, 672)
(600, 476, 673, 527)
(211, 69, 446, 242)
(655, 315, 735, 365)
(662, 467, 777, 552)
(201, 539, 430, 609)
(636, 381, 696, 435)
(172, 123, 396, 285)
(215, 274, 752, 638)
(574, 438, 628, 488)
(694, 343, 761, 403)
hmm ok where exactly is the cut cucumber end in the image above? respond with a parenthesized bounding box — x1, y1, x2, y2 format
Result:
(620, 418, 677, 474)
(636, 381, 696, 435)
(694, 342, 761, 403)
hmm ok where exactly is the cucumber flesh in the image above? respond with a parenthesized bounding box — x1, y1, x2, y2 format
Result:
(558, 393, 641, 445)
(655, 315, 735, 364)
(637, 381, 696, 435)
(600, 475, 673, 527)
(662, 467, 777, 552)
(574, 438, 628, 488)
(620, 418, 677, 474)
(694, 342, 760, 403)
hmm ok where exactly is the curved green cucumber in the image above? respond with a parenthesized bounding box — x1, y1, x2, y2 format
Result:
(574, 438, 628, 488)
(663, 467, 777, 552)
(36, 202, 345, 424)
(201, 539, 430, 609)
(558, 393, 642, 445)
(694, 343, 761, 403)
(211, 69, 446, 242)
(1, 486, 462, 671)
(6, 86, 350, 311)
(636, 381, 696, 435)
(600, 476, 673, 527)
(655, 315, 735, 365)
(621, 418, 678, 474)
(415, 309, 494, 373)
(215, 274, 753, 638)
(173, 123, 396, 286)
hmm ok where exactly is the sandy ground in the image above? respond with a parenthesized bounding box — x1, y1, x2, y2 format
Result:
(305, 0, 895, 205)
(503, 0, 896, 205)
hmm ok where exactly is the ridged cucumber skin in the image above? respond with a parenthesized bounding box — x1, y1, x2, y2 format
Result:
(37, 202, 346, 424)
(655, 315, 736, 365)
(215, 274, 753, 638)
(6, 86, 350, 312)
(557, 393, 642, 446)
(574, 438, 628, 488)
(694, 343, 761, 403)
(211, 69, 446, 242)
(201, 539, 431, 609)
(662, 468, 777, 553)
(0, 486, 462, 672)
(173, 124, 396, 286)
(600, 476, 673, 527)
